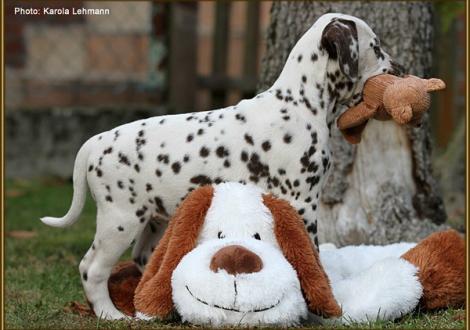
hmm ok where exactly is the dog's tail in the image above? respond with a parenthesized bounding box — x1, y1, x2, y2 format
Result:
(40, 137, 93, 228)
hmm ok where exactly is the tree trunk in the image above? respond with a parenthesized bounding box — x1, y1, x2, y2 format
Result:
(258, 1, 447, 245)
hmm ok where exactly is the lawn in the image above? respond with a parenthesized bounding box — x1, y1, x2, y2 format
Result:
(4, 179, 466, 329)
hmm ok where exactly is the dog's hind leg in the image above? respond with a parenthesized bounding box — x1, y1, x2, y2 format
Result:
(79, 207, 144, 319)
(131, 216, 168, 273)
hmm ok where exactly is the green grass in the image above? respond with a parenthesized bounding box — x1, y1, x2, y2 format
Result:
(4, 179, 466, 329)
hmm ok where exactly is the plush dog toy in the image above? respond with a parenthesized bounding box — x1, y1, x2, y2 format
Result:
(105, 183, 464, 326)
(337, 73, 446, 144)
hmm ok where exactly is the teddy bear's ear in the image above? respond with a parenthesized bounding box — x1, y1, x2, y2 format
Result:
(262, 194, 342, 318)
(134, 185, 214, 318)
(424, 78, 446, 92)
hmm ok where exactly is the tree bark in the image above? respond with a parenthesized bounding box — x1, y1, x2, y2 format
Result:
(258, 1, 447, 245)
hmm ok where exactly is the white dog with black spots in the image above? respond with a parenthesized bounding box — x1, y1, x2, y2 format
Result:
(42, 13, 403, 319)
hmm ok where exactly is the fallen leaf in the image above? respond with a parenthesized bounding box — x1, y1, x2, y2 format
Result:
(5, 189, 26, 198)
(452, 311, 465, 321)
(64, 301, 93, 317)
(6, 231, 37, 239)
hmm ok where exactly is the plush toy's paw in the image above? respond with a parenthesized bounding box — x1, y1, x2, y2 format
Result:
(135, 311, 156, 321)
(401, 229, 465, 310)
(332, 258, 422, 324)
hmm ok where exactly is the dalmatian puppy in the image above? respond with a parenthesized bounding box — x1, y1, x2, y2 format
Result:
(42, 13, 403, 319)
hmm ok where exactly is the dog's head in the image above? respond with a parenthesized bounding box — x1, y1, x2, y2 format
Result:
(318, 13, 403, 106)
(135, 183, 341, 326)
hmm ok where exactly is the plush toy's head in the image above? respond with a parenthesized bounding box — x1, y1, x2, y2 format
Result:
(337, 73, 445, 144)
(134, 182, 341, 326)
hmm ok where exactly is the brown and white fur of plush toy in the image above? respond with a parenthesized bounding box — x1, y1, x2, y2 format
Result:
(134, 182, 341, 326)
(119, 183, 464, 326)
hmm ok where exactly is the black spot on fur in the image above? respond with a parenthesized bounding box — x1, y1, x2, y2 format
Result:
(261, 141, 271, 152)
(105, 195, 113, 202)
(223, 159, 231, 168)
(117, 226, 124, 231)
(190, 175, 212, 185)
(216, 146, 229, 158)
(302, 75, 307, 83)
(200, 147, 210, 158)
(146, 183, 153, 192)
(88, 165, 94, 172)
(83, 272, 88, 281)
(171, 162, 181, 174)
(103, 147, 113, 154)
(155, 169, 162, 177)
(241, 151, 249, 162)
(118, 153, 131, 166)
(246, 153, 270, 180)
(244, 134, 254, 145)
(136, 206, 148, 217)
(283, 134, 292, 144)
(297, 54, 303, 62)
(235, 113, 246, 123)
(183, 154, 190, 162)
(157, 154, 169, 164)
(197, 128, 204, 135)
(186, 134, 194, 142)
(307, 223, 317, 234)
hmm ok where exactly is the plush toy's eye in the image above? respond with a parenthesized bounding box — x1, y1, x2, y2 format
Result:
(253, 233, 261, 240)
(218, 231, 225, 239)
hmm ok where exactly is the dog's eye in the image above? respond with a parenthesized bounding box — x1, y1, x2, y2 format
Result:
(253, 233, 261, 240)
(217, 231, 225, 239)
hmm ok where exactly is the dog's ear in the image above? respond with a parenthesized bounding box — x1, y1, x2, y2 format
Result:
(134, 185, 214, 318)
(262, 194, 342, 318)
(321, 18, 359, 80)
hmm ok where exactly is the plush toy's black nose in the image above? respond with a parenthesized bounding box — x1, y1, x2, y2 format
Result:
(210, 245, 263, 275)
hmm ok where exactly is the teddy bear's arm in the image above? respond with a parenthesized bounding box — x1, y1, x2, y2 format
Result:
(336, 102, 379, 144)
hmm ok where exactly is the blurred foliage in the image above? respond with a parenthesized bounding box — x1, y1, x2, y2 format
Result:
(435, 1, 465, 32)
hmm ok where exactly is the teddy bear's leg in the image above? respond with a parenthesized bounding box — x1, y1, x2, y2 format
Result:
(401, 229, 465, 310)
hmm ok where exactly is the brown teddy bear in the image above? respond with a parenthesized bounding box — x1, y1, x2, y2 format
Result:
(337, 73, 446, 144)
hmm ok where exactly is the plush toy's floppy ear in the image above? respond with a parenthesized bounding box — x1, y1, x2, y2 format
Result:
(263, 194, 342, 318)
(337, 103, 378, 144)
(134, 185, 214, 317)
